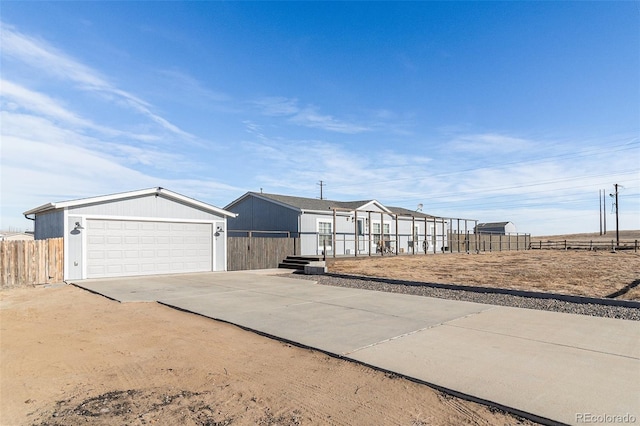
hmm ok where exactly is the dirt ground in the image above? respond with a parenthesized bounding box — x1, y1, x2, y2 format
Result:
(330, 247, 640, 301)
(0, 285, 534, 426)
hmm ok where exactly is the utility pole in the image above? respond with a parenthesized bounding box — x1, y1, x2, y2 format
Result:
(599, 189, 602, 235)
(610, 184, 620, 247)
(317, 180, 325, 200)
(603, 190, 606, 234)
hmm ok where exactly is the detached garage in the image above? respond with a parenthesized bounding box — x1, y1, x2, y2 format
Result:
(23, 187, 237, 280)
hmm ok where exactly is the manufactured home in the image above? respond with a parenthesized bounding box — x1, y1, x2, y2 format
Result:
(225, 192, 452, 256)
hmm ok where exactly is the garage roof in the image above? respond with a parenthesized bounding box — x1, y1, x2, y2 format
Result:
(24, 187, 237, 218)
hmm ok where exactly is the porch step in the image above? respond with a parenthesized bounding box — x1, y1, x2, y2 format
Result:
(278, 255, 323, 270)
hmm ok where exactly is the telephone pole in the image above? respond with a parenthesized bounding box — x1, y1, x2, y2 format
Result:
(603, 190, 606, 234)
(599, 190, 602, 235)
(600, 189, 607, 235)
(317, 180, 325, 200)
(611, 184, 620, 247)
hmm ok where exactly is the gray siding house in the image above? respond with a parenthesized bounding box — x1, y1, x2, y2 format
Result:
(475, 221, 517, 235)
(24, 187, 236, 280)
(225, 192, 450, 256)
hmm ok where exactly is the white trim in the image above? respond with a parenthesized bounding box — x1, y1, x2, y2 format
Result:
(316, 218, 333, 250)
(63, 209, 69, 280)
(79, 214, 218, 224)
(158, 189, 236, 218)
(24, 187, 237, 218)
(81, 217, 87, 279)
(302, 209, 351, 216)
(24, 202, 56, 216)
(214, 220, 226, 272)
(370, 220, 391, 232)
(356, 200, 392, 213)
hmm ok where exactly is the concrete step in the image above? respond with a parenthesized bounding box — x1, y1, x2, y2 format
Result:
(277, 263, 304, 270)
(285, 256, 323, 262)
(278, 255, 324, 270)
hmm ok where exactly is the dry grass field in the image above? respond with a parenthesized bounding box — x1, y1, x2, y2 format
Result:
(330, 232, 640, 301)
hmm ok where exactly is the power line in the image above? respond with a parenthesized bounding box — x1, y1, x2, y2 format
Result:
(327, 137, 639, 191)
(389, 170, 639, 206)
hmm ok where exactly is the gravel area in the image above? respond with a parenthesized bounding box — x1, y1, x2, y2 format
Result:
(286, 273, 640, 321)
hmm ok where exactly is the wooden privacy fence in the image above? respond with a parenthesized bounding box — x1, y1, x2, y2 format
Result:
(0, 238, 64, 289)
(227, 236, 299, 271)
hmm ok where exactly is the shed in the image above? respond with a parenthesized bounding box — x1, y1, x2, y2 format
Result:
(24, 187, 236, 280)
(0, 231, 34, 241)
(475, 221, 517, 235)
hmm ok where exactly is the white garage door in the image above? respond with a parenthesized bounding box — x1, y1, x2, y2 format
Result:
(86, 219, 213, 278)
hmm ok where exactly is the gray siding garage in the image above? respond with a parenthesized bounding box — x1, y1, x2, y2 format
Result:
(24, 188, 236, 280)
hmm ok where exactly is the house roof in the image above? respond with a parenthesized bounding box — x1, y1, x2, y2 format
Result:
(24, 187, 237, 218)
(254, 192, 375, 211)
(226, 192, 440, 218)
(386, 206, 437, 219)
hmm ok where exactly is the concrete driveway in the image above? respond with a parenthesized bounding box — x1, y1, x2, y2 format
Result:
(72, 270, 640, 426)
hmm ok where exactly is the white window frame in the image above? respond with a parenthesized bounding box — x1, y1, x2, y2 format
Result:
(371, 222, 391, 246)
(372, 222, 381, 244)
(317, 219, 333, 250)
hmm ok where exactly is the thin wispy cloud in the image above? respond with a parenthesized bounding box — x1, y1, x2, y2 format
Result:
(1, 109, 240, 218)
(157, 69, 231, 103)
(252, 96, 370, 134)
(0, 23, 193, 139)
(290, 107, 370, 134)
(242, 138, 433, 201)
(1, 79, 159, 142)
(450, 133, 532, 154)
(252, 97, 300, 116)
(1, 79, 90, 128)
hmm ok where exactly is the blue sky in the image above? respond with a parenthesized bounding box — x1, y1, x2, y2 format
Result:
(1, 1, 638, 235)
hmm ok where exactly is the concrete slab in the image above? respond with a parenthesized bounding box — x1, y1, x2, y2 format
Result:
(349, 314, 640, 426)
(319, 290, 493, 323)
(245, 303, 429, 354)
(443, 306, 640, 359)
(74, 271, 310, 302)
(160, 290, 305, 316)
(76, 274, 236, 302)
(70, 272, 640, 425)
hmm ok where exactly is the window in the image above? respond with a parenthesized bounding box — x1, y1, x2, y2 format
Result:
(372, 223, 390, 246)
(357, 219, 364, 236)
(318, 221, 332, 250)
(372, 222, 381, 244)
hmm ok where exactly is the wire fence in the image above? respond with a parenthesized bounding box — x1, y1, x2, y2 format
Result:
(301, 231, 531, 256)
(531, 239, 639, 251)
